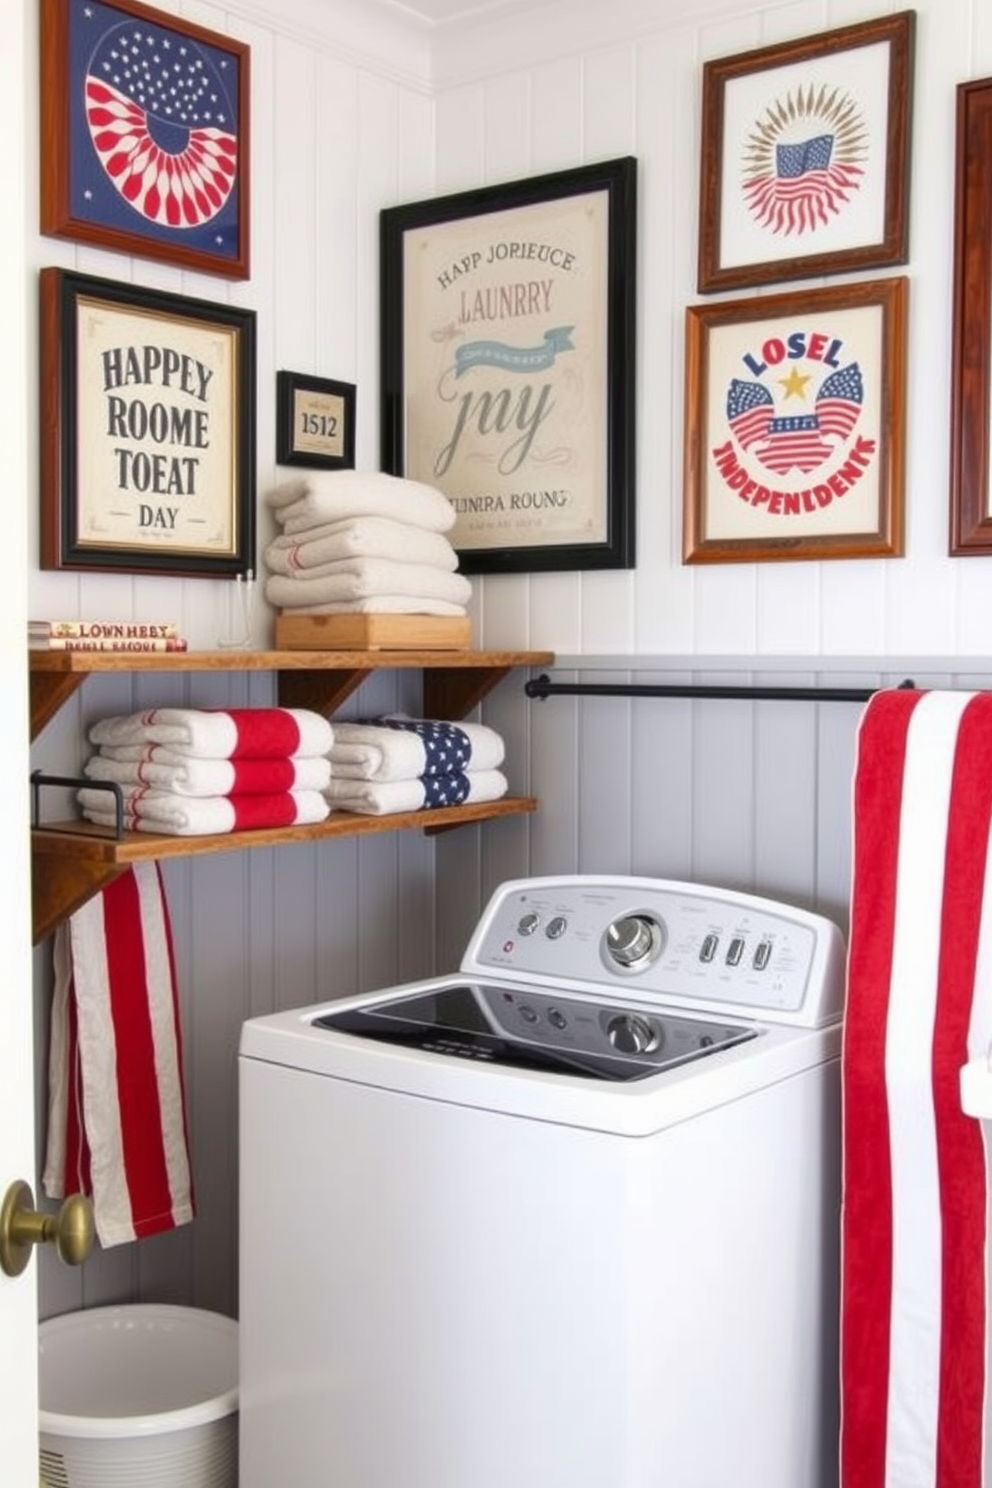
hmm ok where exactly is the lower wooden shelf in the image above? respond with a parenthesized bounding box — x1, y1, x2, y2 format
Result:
(30, 645, 552, 943)
(31, 796, 537, 944)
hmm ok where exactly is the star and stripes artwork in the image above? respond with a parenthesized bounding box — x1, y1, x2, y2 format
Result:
(698, 16, 913, 294)
(741, 84, 869, 238)
(685, 278, 908, 561)
(45, 0, 249, 277)
(726, 360, 864, 476)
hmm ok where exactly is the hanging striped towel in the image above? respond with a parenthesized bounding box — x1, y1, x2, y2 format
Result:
(841, 688, 992, 1488)
(43, 863, 195, 1248)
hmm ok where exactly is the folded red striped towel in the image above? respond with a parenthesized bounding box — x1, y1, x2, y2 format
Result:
(84, 750, 331, 797)
(842, 689, 992, 1488)
(88, 707, 333, 759)
(43, 863, 195, 1248)
(78, 786, 330, 835)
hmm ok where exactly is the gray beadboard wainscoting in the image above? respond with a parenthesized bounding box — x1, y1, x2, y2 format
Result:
(32, 656, 992, 1321)
(436, 656, 992, 966)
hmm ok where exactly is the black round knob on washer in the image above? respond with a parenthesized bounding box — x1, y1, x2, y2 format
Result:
(606, 1013, 658, 1055)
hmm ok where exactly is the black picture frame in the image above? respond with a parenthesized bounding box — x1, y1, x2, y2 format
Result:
(276, 371, 356, 470)
(380, 157, 637, 574)
(40, 0, 251, 280)
(40, 267, 256, 577)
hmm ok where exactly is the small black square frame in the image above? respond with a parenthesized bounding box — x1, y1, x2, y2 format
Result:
(276, 371, 356, 470)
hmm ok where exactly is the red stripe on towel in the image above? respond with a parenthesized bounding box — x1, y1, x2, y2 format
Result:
(43, 862, 195, 1248)
(211, 707, 302, 758)
(229, 758, 298, 793)
(841, 688, 912, 1488)
(842, 690, 992, 1488)
(933, 701, 992, 1486)
(103, 867, 175, 1239)
(228, 792, 305, 830)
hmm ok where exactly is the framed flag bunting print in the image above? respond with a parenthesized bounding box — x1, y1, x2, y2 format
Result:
(697, 12, 914, 293)
(40, 0, 250, 279)
(682, 277, 908, 564)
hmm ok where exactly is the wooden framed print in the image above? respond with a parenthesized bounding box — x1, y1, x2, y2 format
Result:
(698, 12, 914, 293)
(949, 78, 992, 555)
(276, 371, 356, 470)
(683, 277, 908, 564)
(380, 157, 637, 574)
(40, 0, 250, 279)
(40, 268, 256, 577)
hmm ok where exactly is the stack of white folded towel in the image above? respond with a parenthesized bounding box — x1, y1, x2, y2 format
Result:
(263, 470, 472, 617)
(78, 707, 333, 835)
(326, 715, 508, 816)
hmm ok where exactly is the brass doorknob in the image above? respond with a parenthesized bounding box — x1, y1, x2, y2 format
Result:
(0, 1180, 94, 1277)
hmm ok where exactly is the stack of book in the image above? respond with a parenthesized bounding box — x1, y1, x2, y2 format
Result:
(29, 620, 189, 653)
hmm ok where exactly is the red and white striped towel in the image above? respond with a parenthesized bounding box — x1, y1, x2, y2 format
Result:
(84, 750, 331, 797)
(78, 785, 330, 836)
(43, 863, 195, 1248)
(88, 707, 333, 759)
(841, 689, 992, 1488)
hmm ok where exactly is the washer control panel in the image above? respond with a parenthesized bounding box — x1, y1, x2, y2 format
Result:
(463, 876, 845, 1027)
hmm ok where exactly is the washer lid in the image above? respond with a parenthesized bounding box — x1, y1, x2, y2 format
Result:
(311, 980, 757, 1083)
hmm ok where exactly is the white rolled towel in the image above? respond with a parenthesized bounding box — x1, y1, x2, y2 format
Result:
(266, 472, 455, 534)
(88, 707, 333, 760)
(85, 751, 331, 797)
(264, 517, 458, 576)
(329, 719, 505, 782)
(78, 786, 330, 836)
(265, 559, 472, 611)
(326, 770, 508, 816)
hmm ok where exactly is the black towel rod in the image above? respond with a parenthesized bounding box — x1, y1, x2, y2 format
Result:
(524, 675, 916, 704)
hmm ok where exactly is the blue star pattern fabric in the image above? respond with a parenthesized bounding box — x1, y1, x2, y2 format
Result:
(422, 772, 472, 808)
(375, 718, 473, 776)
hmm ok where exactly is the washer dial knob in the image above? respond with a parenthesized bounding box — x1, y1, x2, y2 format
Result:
(606, 1013, 659, 1055)
(605, 914, 662, 970)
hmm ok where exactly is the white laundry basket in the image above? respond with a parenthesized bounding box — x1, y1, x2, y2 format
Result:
(38, 1303, 238, 1488)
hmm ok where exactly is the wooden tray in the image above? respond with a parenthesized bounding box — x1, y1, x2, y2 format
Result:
(274, 613, 473, 651)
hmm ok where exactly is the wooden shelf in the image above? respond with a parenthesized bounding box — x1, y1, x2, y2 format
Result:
(32, 797, 537, 945)
(29, 646, 553, 942)
(30, 647, 553, 741)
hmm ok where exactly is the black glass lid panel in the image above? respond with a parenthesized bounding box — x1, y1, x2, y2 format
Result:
(312, 983, 756, 1083)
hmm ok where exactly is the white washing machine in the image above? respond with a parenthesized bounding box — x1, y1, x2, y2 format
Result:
(239, 875, 845, 1488)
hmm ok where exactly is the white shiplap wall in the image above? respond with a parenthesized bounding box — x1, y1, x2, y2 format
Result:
(28, 0, 440, 1320)
(27, 0, 992, 1319)
(431, 0, 992, 954)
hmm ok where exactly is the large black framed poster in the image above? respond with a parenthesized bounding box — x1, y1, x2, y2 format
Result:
(380, 157, 637, 574)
